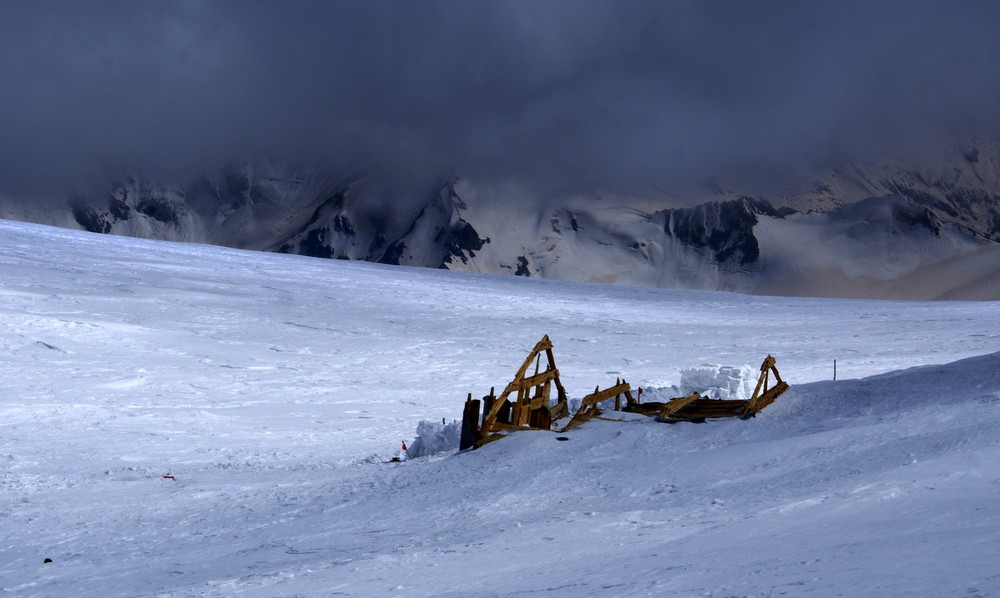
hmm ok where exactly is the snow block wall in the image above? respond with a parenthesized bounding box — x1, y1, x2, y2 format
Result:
(678, 364, 756, 400)
(406, 420, 461, 458)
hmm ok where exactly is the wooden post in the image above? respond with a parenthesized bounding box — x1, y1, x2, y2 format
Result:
(482, 389, 495, 426)
(460, 394, 481, 450)
(494, 400, 509, 425)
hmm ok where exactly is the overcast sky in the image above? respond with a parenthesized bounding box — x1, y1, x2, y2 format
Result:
(2, 0, 1000, 198)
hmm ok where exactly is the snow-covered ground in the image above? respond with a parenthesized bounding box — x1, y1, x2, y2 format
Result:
(1, 218, 999, 597)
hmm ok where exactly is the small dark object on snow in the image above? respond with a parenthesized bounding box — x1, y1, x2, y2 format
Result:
(389, 457, 402, 463)
(43, 558, 53, 564)
(555, 436, 570, 441)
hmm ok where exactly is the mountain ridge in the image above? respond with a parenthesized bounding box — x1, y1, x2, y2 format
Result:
(2, 144, 999, 300)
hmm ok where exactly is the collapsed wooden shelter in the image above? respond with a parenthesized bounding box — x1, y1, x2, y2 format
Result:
(460, 335, 790, 450)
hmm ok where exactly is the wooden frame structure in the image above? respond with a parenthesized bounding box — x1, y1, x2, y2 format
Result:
(475, 335, 570, 443)
(655, 355, 788, 422)
(458, 337, 790, 450)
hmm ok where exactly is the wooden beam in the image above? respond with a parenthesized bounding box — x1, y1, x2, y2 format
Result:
(579, 381, 632, 407)
(658, 392, 700, 418)
(510, 336, 553, 383)
(548, 400, 569, 421)
(560, 381, 632, 431)
(515, 368, 559, 390)
(742, 381, 789, 418)
(761, 354, 776, 372)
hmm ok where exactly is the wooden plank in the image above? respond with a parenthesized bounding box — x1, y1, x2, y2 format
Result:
(742, 380, 789, 418)
(662, 397, 752, 420)
(546, 344, 570, 418)
(509, 335, 553, 382)
(528, 406, 551, 429)
(526, 394, 550, 411)
(747, 355, 775, 407)
(580, 382, 632, 407)
(515, 368, 559, 390)
(515, 387, 529, 426)
(560, 381, 632, 432)
(548, 400, 569, 421)
(659, 392, 701, 418)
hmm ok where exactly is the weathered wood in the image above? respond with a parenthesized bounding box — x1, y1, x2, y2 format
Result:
(528, 406, 551, 429)
(514, 386, 529, 426)
(658, 397, 748, 421)
(510, 336, 553, 381)
(742, 380, 789, 418)
(658, 392, 701, 418)
(526, 394, 550, 411)
(496, 399, 511, 424)
(660, 356, 790, 422)
(579, 381, 632, 407)
(739, 355, 789, 418)
(548, 399, 570, 421)
(561, 380, 632, 431)
(482, 391, 495, 425)
(513, 368, 559, 390)
(545, 344, 570, 415)
(481, 336, 564, 436)
(476, 341, 789, 444)
(460, 395, 481, 450)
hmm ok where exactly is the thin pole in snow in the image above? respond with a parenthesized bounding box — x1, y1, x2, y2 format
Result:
(834, 359, 837, 381)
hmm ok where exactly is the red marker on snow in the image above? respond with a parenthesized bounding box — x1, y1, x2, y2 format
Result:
(162, 475, 175, 480)
(401, 441, 407, 451)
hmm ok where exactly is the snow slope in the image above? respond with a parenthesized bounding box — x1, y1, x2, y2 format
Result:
(1, 219, 999, 597)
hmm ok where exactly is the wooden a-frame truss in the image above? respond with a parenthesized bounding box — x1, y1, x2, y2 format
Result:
(460, 336, 790, 450)
(479, 335, 571, 439)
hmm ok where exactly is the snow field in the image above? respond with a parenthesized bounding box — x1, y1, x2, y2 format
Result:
(1, 219, 999, 596)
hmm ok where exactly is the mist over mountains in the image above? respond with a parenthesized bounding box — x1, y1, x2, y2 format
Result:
(3, 140, 999, 300)
(4, 3, 1000, 299)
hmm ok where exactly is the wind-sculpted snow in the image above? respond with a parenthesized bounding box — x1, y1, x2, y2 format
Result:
(1, 219, 999, 596)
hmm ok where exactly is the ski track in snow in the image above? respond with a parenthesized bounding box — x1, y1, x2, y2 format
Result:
(1, 219, 999, 597)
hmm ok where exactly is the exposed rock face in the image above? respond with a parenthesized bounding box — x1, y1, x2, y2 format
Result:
(656, 197, 788, 268)
(379, 180, 489, 268)
(2, 144, 1000, 299)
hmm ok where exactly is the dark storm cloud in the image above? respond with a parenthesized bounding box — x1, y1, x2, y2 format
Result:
(2, 0, 1000, 198)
